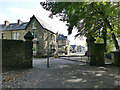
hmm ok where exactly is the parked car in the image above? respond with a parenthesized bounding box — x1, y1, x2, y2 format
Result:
(85, 51, 88, 56)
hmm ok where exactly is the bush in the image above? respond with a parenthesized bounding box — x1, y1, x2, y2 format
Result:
(33, 46, 36, 51)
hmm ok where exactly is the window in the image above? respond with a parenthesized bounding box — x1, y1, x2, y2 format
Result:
(35, 33, 37, 38)
(2, 33, 5, 39)
(17, 33, 19, 40)
(32, 32, 37, 39)
(13, 33, 16, 39)
(50, 45, 52, 49)
(32, 21, 37, 29)
(32, 32, 34, 36)
(50, 45, 52, 53)
(13, 32, 19, 40)
(51, 34, 52, 39)
(62, 40, 65, 44)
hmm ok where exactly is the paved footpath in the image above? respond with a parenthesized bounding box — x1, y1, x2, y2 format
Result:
(2, 57, 120, 88)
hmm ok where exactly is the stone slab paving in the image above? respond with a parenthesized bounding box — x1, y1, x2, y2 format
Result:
(2, 57, 120, 88)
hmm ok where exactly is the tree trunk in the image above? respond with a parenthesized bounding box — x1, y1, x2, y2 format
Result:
(103, 25, 107, 52)
(98, 8, 119, 50)
(104, 18, 119, 50)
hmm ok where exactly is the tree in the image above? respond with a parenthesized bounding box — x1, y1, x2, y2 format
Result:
(40, 1, 119, 50)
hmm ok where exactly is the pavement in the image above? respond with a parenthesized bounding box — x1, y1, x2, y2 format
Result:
(60, 56, 112, 65)
(2, 57, 120, 88)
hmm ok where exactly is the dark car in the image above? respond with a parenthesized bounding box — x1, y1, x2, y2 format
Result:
(85, 51, 88, 56)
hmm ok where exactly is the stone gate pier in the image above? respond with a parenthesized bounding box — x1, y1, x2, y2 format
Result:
(86, 35, 105, 66)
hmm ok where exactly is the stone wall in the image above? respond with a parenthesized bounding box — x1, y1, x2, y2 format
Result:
(2, 36, 33, 67)
(111, 51, 120, 66)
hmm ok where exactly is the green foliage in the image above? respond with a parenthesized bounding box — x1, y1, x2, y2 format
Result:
(33, 46, 36, 51)
(106, 40, 114, 53)
(40, 2, 119, 49)
(65, 46, 69, 53)
(95, 37, 104, 43)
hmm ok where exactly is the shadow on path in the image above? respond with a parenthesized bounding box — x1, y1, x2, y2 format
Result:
(2, 57, 120, 88)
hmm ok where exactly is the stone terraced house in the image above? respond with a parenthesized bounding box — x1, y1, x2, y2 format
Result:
(56, 34, 70, 55)
(0, 15, 57, 57)
(70, 45, 85, 53)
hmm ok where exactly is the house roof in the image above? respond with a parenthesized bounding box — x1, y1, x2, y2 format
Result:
(0, 22, 28, 31)
(56, 34, 67, 40)
(26, 15, 55, 34)
(0, 15, 55, 34)
(70, 45, 77, 49)
(35, 15, 52, 31)
(58, 45, 65, 48)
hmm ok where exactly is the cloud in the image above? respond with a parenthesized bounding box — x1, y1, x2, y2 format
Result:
(0, 15, 6, 24)
(7, 7, 33, 22)
(7, 5, 52, 21)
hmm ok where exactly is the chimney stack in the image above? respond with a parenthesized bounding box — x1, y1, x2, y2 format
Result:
(17, 19, 22, 25)
(4, 20, 9, 26)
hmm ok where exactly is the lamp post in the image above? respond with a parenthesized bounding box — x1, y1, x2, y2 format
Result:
(47, 33, 51, 68)
(47, 41, 49, 68)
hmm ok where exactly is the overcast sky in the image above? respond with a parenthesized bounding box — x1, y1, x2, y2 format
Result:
(0, 0, 86, 46)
